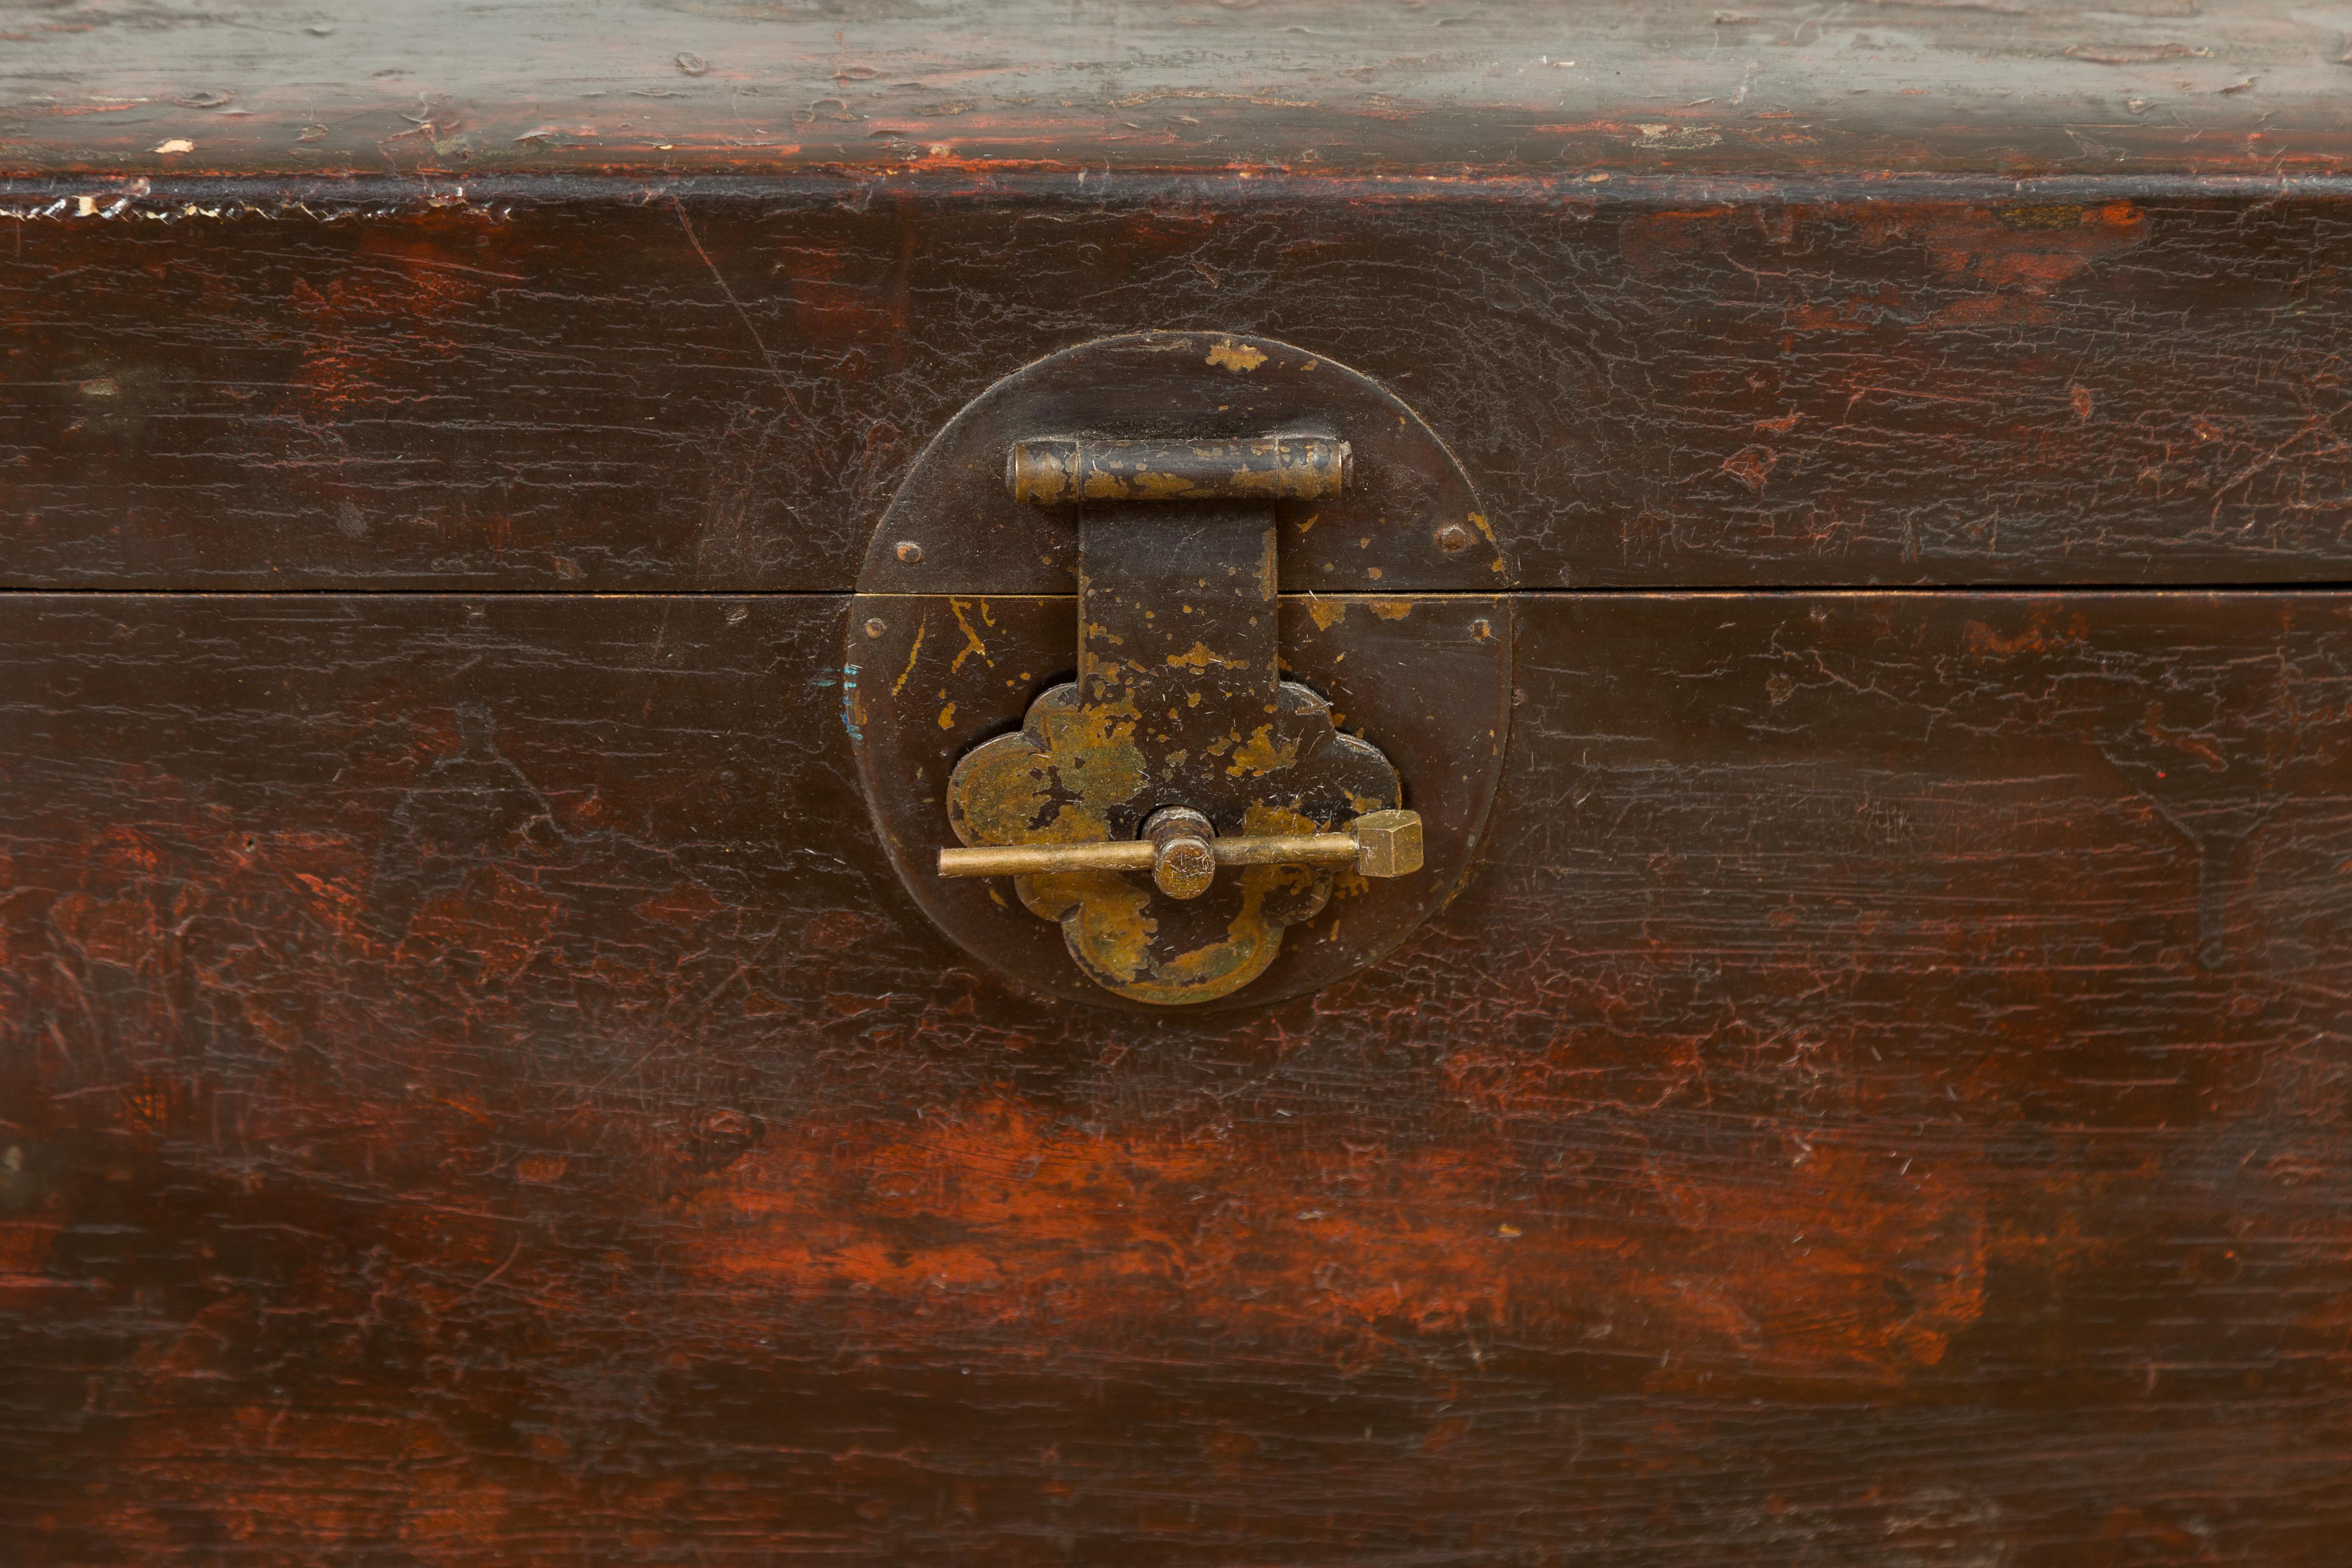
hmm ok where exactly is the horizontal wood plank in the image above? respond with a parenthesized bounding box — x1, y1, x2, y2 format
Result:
(6, 180, 2352, 590)
(2, 589, 2346, 1564)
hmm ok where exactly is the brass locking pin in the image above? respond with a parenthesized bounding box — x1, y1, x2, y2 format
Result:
(938, 808, 1424, 888)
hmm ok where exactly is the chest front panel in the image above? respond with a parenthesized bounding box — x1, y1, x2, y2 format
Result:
(5, 5, 2352, 1560)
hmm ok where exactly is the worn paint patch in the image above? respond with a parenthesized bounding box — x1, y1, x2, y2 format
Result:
(1630, 123, 1721, 150)
(1205, 337, 1266, 371)
(1962, 611, 2088, 661)
(1921, 201, 2147, 322)
(1225, 724, 1302, 778)
(1166, 640, 1249, 672)
(673, 1102, 1990, 1387)
(947, 598, 992, 672)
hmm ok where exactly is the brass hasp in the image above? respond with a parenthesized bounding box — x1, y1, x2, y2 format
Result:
(845, 330, 1512, 1013)
(940, 432, 1413, 1005)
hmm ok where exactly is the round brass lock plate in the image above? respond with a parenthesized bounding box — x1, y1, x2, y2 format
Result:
(847, 331, 1514, 1010)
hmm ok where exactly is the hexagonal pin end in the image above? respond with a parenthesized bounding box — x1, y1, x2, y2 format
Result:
(1349, 809, 1423, 878)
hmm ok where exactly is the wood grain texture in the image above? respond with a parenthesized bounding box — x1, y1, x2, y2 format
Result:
(3, 590, 2346, 1565)
(11, 10, 2350, 1557)
(3, 0, 2350, 179)
(8, 176, 2352, 591)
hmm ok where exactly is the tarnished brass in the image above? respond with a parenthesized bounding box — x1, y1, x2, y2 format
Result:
(1008, 436, 1350, 505)
(1142, 806, 1219, 900)
(944, 462, 1405, 1005)
(1343, 808, 1424, 878)
(851, 332, 1511, 1011)
(938, 809, 1424, 886)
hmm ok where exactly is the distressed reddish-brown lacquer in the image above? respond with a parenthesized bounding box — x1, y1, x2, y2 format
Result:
(7, 179, 2352, 592)
(3, 592, 2347, 1562)
(6, 6, 2352, 1557)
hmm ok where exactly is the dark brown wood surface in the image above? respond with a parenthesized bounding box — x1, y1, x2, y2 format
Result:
(8, 6, 2352, 1556)
(4, 589, 2347, 1564)
(8, 176, 2352, 591)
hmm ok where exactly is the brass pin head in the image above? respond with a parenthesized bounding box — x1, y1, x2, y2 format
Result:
(894, 540, 923, 564)
(1435, 522, 1471, 553)
(1143, 805, 1218, 900)
(1349, 809, 1424, 878)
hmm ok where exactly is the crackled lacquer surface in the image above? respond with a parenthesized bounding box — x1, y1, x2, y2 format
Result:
(7, 181, 2352, 591)
(2, 591, 2347, 1564)
(5, 11, 2352, 1555)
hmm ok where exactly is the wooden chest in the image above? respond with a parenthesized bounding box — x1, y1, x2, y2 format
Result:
(4, 3, 2349, 1562)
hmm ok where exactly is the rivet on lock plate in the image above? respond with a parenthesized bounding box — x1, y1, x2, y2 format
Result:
(847, 333, 1514, 1010)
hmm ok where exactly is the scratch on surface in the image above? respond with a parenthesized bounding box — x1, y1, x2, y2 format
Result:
(892, 616, 927, 695)
(466, 1240, 524, 1295)
(948, 599, 993, 672)
(672, 195, 784, 383)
